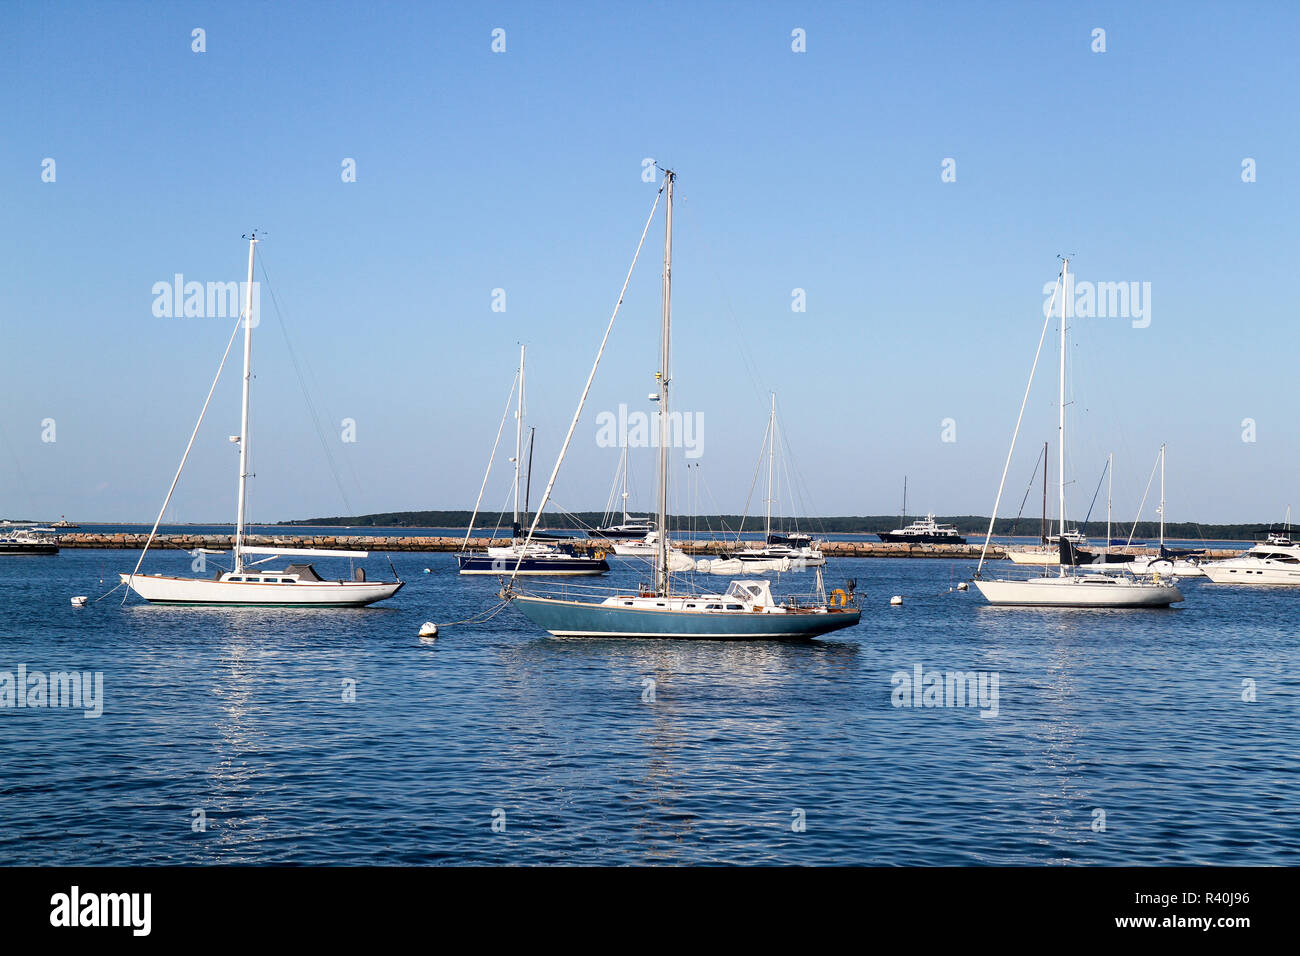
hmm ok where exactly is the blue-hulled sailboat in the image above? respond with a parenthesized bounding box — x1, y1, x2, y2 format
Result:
(501, 170, 860, 639)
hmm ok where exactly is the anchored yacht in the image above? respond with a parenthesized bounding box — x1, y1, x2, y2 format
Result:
(1201, 541, 1300, 585)
(877, 514, 965, 544)
(0, 526, 59, 555)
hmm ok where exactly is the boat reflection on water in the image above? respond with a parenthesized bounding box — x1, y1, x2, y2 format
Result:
(489, 633, 860, 861)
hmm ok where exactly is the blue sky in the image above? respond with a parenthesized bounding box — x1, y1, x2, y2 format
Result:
(2, 1, 1297, 526)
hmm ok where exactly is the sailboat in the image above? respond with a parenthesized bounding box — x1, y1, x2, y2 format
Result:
(457, 345, 609, 576)
(121, 235, 403, 606)
(973, 258, 1183, 608)
(1122, 444, 1206, 577)
(502, 170, 860, 638)
(726, 394, 825, 569)
(591, 446, 655, 538)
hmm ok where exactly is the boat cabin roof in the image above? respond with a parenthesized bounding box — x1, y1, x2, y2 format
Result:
(725, 580, 775, 605)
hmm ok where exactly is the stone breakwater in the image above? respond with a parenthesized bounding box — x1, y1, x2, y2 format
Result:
(48, 533, 1244, 560)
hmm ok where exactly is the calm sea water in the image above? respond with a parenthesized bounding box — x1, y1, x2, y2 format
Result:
(1, 548, 1296, 865)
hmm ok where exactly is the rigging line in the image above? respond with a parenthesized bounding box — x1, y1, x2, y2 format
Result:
(777, 413, 817, 536)
(256, 252, 358, 514)
(1007, 442, 1046, 536)
(676, 196, 770, 408)
(976, 268, 1062, 578)
(1081, 456, 1110, 527)
(123, 312, 245, 604)
(774, 414, 806, 535)
(462, 370, 519, 552)
(735, 415, 770, 544)
(508, 182, 665, 586)
(599, 449, 622, 526)
(1125, 447, 1162, 547)
(91, 581, 126, 604)
(433, 597, 512, 629)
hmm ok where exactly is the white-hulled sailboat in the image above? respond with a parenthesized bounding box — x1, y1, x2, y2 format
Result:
(1121, 444, 1206, 577)
(120, 235, 403, 607)
(725, 394, 826, 570)
(973, 258, 1183, 608)
(501, 170, 860, 639)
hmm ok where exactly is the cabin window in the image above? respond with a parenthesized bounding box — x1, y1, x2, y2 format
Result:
(726, 604, 743, 610)
(706, 604, 721, 610)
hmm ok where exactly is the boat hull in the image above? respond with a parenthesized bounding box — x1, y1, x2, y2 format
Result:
(510, 594, 861, 639)
(457, 553, 609, 576)
(1005, 548, 1059, 565)
(876, 532, 966, 544)
(975, 576, 1183, 607)
(120, 573, 403, 606)
(1201, 563, 1300, 585)
(0, 542, 59, 555)
(1125, 557, 1206, 577)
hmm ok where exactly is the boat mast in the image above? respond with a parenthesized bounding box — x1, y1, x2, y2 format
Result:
(1159, 442, 1166, 549)
(902, 476, 907, 523)
(765, 393, 775, 540)
(1041, 442, 1048, 545)
(1106, 452, 1113, 556)
(523, 427, 536, 529)
(233, 234, 257, 573)
(1058, 258, 1069, 574)
(512, 344, 525, 539)
(620, 444, 629, 524)
(655, 169, 675, 595)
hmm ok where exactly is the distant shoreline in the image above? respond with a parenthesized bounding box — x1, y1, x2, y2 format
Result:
(7, 516, 1267, 544)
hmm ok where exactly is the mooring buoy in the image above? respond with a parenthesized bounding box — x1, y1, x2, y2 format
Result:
(890, 595, 903, 606)
(418, 622, 438, 637)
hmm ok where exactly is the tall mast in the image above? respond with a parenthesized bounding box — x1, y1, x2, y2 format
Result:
(523, 427, 536, 527)
(513, 344, 525, 537)
(1159, 442, 1166, 549)
(233, 234, 257, 572)
(620, 444, 629, 524)
(655, 169, 675, 595)
(1041, 441, 1048, 545)
(1106, 452, 1113, 556)
(1058, 258, 1069, 572)
(765, 393, 775, 539)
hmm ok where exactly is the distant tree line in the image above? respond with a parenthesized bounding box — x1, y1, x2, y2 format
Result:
(280, 511, 1276, 541)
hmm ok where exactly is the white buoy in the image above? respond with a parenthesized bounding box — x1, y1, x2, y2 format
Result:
(890, 595, 903, 606)
(418, 622, 438, 637)
(70, 596, 88, 608)
(957, 582, 969, 591)
(422, 568, 431, 574)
